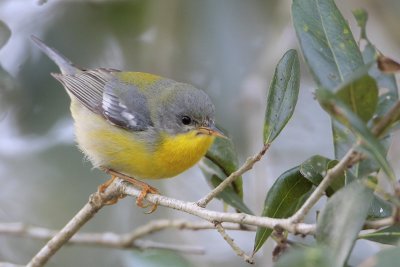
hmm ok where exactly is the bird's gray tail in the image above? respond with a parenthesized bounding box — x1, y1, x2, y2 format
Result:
(31, 35, 79, 75)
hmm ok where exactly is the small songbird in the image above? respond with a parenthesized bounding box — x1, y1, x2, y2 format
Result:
(31, 36, 225, 211)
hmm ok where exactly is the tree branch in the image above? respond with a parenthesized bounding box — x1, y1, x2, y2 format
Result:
(26, 181, 122, 267)
(1, 220, 251, 254)
(214, 222, 254, 264)
(120, 179, 315, 234)
(197, 143, 270, 208)
(120, 219, 254, 244)
(0, 220, 252, 245)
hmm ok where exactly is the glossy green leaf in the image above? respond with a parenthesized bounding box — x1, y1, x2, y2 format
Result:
(346, 173, 392, 219)
(360, 247, 400, 267)
(330, 63, 376, 160)
(300, 155, 344, 196)
(355, 137, 390, 179)
(336, 75, 378, 122)
(200, 159, 252, 214)
(355, 9, 399, 130)
(0, 20, 10, 50)
(350, 9, 399, 182)
(204, 136, 243, 198)
(292, 0, 364, 90)
(316, 180, 374, 267)
(361, 18, 399, 131)
(275, 247, 334, 267)
(360, 225, 400, 246)
(201, 137, 252, 214)
(253, 167, 313, 254)
(316, 88, 395, 181)
(292, 0, 365, 160)
(263, 49, 300, 144)
(368, 195, 393, 219)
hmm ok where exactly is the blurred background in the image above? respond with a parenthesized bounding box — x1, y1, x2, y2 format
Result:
(0, 0, 399, 266)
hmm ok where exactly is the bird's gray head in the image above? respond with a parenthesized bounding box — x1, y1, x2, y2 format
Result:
(157, 83, 222, 137)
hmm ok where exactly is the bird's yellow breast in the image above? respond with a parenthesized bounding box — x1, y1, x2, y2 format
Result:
(153, 131, 215, 178)
(71, 100, 214, 179)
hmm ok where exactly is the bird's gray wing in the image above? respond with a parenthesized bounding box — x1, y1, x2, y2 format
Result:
(53, 68, 153, 131)
(102, 78, 153, 131)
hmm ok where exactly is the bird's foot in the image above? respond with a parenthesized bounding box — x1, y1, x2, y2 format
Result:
(98, 175, 126, 205)
(101, 168, 159, 213)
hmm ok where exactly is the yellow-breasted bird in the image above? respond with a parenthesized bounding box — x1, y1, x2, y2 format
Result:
(31, 36, 224, 211)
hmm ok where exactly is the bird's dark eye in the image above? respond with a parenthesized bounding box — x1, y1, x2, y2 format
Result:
(181, 116, 192, 125)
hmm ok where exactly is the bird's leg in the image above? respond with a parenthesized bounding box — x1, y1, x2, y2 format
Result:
(101, 168, 159, 213)
(98, 175, 125, 205)
(98, 175, 117, 193)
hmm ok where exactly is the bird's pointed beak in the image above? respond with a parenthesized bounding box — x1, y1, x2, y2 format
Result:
(197, 125, 227, 139)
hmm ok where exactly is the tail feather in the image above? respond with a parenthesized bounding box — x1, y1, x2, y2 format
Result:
(31, 35, 79, 75)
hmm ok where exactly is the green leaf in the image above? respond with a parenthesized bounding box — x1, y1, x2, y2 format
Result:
(0, 20, 10, 50)
(360, 225, 400, 246)
(263, 49, 300, 144)
(300, 155, 344, 196)
(360, 247, 400, 267)
(200, 137, 252, 214)
(336, 75, 378, 122)
(368, 195, 393, 219)
(253, 167, 313, 254)
(329, 64, 376, 161)
(292, 0, 365, 160)
(355, 137, 390, 179)
(350, 9, 399, 182)
(292, 0, 364, 90)
(201, 159, 253, 215)
(358, 19, 399, 137)
(204, 136, 242, 198)
(355, 9, 399, 129)
(275, 247, 334, 267)
(347, 176, 391, 219)
(200, 159, 252, 214)
(316, 179, 374, 267)
(316, 88, 395, 181)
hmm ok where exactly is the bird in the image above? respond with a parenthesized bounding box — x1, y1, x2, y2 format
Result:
(31, 35, 225, 212)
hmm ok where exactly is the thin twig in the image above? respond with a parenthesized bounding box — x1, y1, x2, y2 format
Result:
(289, 147, 357, 224)
(27, 181, 122, 267)
(363, 217, 395, 230)
(214, 222, 254, 264)
(197, 143, 270, 208)
(120, 219, 254, 245)
(0, 220, 251, 252)
(372, 101, 400, 137)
